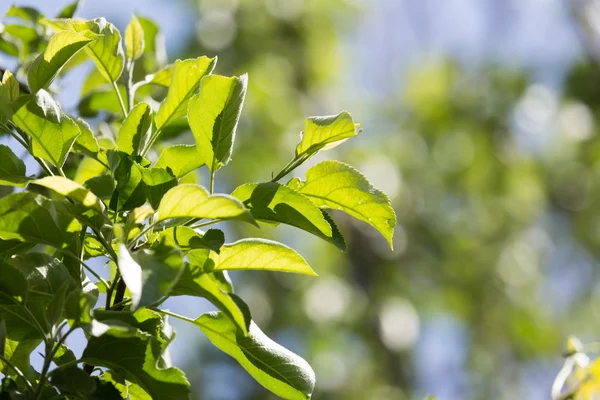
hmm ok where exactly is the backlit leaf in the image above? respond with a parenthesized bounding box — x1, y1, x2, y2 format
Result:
(288, 160, 396, 248)
(125, 14, 144, 60)
(0, 145, 28, 187)
(117, 102, 152, 156)
(295, 111, 360, 159)
(188, 74, 247, 172)
(31, 176, 105, 213)
(154, 145, 204, 178)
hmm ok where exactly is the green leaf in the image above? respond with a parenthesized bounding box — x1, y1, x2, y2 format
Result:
(116, 244, 184, 310)
(8, 253, 76, 301)
(108, 151, 146, 211)
(117, 102, 152, 156)
(27, 30, 98, 92)
(155, 57, 216, 130)
(12, 90, 81, 168)
(56, 1, 80, 18)
(154, 145, 204, 178)
(159, 226, 225, 254)
(6, 5, 41, 22)
(145, 64, 173, 87)
(288, 160, 396, 248)
(73, 117, 99, 156)
(208, 239, 316, 276)
(0, 145, 28, 187)
(84, 175, 113, 199)
(0, 192, 80, 250)
(188, 74, 247, 172)
(142, 167, 177, 209)
(156, 184, 253, 224)
(2, 70, 19, 102)
(0, 319, 6, 357)
(31, 176, 105, 213)
(232, 182, 345, 250)
(0, 37, 19, 57)
(67, 18, 125, 83)
(82, 315, 190, 400)
(196, 311, 315, 400)
(51, 366, 123, 399)
(295, 111, 360, 159)
(45, 283, 69, 328)
(125, 14, 144, 60)
(53, 344, 76, 366)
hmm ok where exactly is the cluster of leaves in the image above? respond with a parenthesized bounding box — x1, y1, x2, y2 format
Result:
(0, 3, 395, 399)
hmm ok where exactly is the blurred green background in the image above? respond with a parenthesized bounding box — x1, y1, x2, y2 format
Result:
(5, 0, 600, 399)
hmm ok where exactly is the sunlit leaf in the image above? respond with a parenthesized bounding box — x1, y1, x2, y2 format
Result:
(154, 144, 203, 178)
(117, 102, 152, 156)
(188, 74, 247, 172)
(155, 56, 216, 130)
(28, 30, 98, 92)
(12, 90, 81, 168)
(145, 64, 173, 87)
(156, 184, 253, 224)
(295, 111, 360, 158)
(142, 167, 177, 209)
(195, 311, 315, 400)
(288, 160, 396, 248)
(125, 14, 144, 60)
(31, 176, 105, 213)
(232, 182, 345, 250)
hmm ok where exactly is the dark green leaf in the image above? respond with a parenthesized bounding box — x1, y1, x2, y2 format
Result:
(142, 167, 177, 209)
(0, 320, 5, 357)
(188, 74, 247, 172)
(56, 1, 80, 18)
(0, 145, 28, 187)
(196, 311, 315, 400)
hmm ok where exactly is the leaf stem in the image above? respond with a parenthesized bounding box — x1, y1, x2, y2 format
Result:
(60, 250, 109, 293)
(270, 155, 307, 183)
(209, 169, 215, 194)
(141, 127, 163, 157)
(125, 60, 135, 112)
(33, 341, 54, 400)
(128, 220, 161, 249)
(0, 354, 35, 392)
(152, 308, 196, 324)
(112, 81, 128, 118)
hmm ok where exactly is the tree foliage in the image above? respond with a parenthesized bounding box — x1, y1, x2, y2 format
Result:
(0, 3, 395, 399)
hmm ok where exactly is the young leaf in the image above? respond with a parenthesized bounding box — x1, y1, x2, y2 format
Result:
(156, 184, 253, 224)
(67, 18, 125, 83)
(159, 226, 225, 254)
(2, 70, 20, 101)
(232, 182, 345, 250)
(0, 145, 28, 187)
(188, 74, 247, 171)
(208, 239, 316, 276)
(27, 30, 98, 92)
(56, 0, 80, 18)
(125, 14, 144, 60)
(154, 144, 204, 178)
(145, 64, 174, 87)
(142, 167, 177, 209)
(295, 111, 360, 159)
(0, 192, 80, 250)
(155, 56, 217, 130)
(12, 90, 81, 168)
(288, 160, 396, 248)
(31, 176, 105, 213)
(195, 311, 315, 400)
(116, 244, 184, 310)
(117, 102, 152, 156)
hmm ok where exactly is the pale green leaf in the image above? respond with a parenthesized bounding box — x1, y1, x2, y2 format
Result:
(117, 102, 152, 156)
(12, 90, 81, 168)
(155, 57, 216, 130)
(2, 70, 19, 101)
(27, 30, 98, 92)
(154, 145, 204, 178)
(188, 74, 247, 172)
(196, 311, 315, 400)
(125, 14, 144, 60)
(208, 238, 316, 275)
(232, 182, 345, 250)
(31, 176, 105, 213)
(145, 64, 173, 87)
(288, 160, 396, 248)
(68, 18, 125, 83)
(295, 111, 360, 158)
(73, 117, 99, 156)
(0, 145, 28, 187)
(156, 184, 253, 224)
